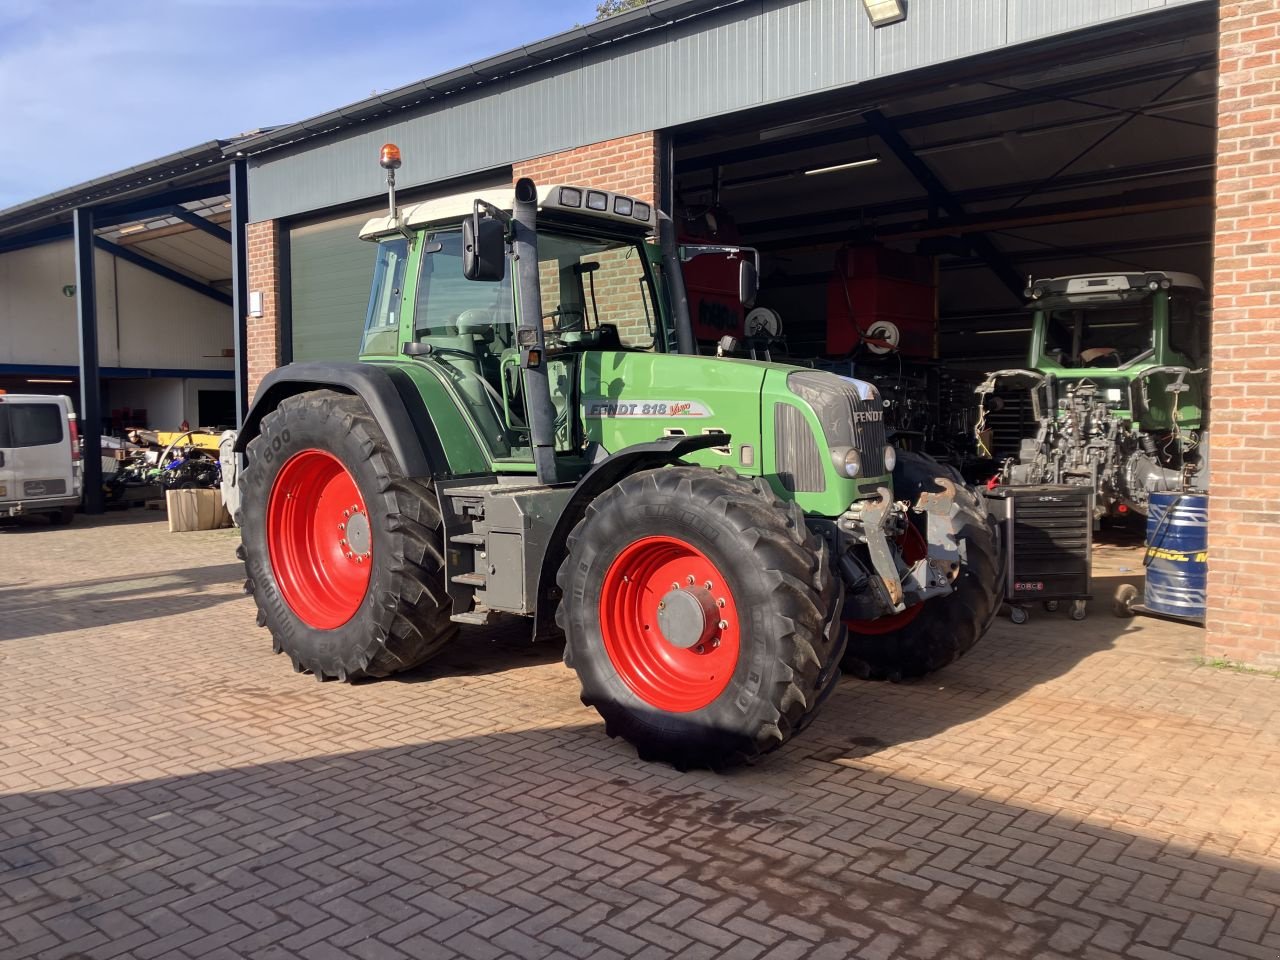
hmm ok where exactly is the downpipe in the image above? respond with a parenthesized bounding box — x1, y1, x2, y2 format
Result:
(511, 177, 559, 485)
(657, 211, 696, 356)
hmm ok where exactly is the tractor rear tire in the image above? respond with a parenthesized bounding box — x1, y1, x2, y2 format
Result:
(556, 466, 845, 769)
(842, 450, 1002, 681)
(238, 389, 456, 681)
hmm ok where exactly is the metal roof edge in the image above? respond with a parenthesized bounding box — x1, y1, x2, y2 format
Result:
(0, 141, 228, 230)
(0, 130, 281, 241)
(223, 0, 744, 159)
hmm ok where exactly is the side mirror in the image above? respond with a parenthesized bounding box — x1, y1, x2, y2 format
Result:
(739, 258, 758, 308)
(463, 215, 505, 281)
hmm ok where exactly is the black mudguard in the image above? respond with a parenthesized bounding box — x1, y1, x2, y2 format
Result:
(235, 362, 448, 478)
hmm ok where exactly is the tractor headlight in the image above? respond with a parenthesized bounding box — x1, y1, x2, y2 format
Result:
(883, 444, 897, 472)
(831, 446, 862, 478)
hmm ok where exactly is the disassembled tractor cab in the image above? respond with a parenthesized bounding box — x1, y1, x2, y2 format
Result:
(231, 145, 1001, 768)
(976, 272, 1208, 519)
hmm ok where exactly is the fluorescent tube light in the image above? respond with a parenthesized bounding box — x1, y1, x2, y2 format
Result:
(803, 156, 881, 176)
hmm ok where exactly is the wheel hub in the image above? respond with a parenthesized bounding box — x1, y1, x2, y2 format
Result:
(598, 536, 741, 713)
(267, 448, 373, 630)
(344, 508, 371, 556)
(655, 586, 719, 650)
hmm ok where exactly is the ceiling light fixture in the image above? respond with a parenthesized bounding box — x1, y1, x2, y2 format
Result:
(804, 156, 881, 176)
(861, 0, 906, 27)
(27, 378, 74, 384)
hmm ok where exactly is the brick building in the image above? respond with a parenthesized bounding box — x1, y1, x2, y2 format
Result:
(4, 0, 1269, 663)
(230, 0, 1274, 666)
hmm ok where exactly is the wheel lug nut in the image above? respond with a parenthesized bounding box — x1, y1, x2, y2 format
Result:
(343, 510, 350, 518)
(345, 552, 353, 559)
(338, 523, 345, 531)
(711, 638, 720, 648)
(718, 620, 729, 630)
(716, 598, 725, 607)
(686, 575, 695, 585)
(671, 582, 679, 590)
(695, 644, 704, 654)
(704, 580, 713, 590)
(657, 600, 665, 610)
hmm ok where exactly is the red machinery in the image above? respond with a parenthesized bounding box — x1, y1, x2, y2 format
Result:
(826, 245, 937, 358)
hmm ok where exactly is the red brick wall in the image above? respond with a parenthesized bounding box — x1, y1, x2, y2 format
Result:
(513, 132, 660, 206)
(1206, 3, 1280, 669)
(246, 220, 282, 403)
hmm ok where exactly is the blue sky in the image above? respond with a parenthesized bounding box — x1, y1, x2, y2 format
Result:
(0, 0, 596, 210)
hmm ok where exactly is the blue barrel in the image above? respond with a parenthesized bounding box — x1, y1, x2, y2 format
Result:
(1143, 492, 1208, 620)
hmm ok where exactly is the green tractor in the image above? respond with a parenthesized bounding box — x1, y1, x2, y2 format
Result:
(976, 272, 1207, 518)
(234, 148, 1000, 768)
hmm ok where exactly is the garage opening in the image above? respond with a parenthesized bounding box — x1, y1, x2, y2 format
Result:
(669, 13, 1215, 475)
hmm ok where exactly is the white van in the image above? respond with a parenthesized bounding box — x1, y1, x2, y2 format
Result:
(0, 394, 82, 525)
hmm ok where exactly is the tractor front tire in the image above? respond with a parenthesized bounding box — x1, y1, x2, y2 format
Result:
(556, 466, 845, 769)
(238, 389, 456, 681)
(843, 450, 1002, 681)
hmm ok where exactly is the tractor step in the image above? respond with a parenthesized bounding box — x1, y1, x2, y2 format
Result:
(446, 480, 543, 499)
(450, 532, 486, 546)
(451, 572, 487, 587)
(450, 608, 494, 626)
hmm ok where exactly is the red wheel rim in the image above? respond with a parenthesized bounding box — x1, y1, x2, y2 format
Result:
(847, 522, 928, 635)
(599, 536, 741, 713)
(267, 449, 372, 630)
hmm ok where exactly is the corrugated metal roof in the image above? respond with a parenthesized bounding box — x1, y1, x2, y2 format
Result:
(241, 0, 1212, 225)
(225, 0, 744, 160)
(0, 131, 268, 243)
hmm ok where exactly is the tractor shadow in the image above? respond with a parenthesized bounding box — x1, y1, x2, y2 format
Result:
(391, 615, 567, 682)
(0, 563, 245, 642)
(807, 547, 1200, 758)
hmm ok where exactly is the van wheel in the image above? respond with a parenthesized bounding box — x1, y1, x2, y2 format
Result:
(48, 507, 75, 526)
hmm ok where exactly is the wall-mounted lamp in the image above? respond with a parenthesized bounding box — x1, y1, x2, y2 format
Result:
(861, 0, 906, 27)
(249, 290, 264, 318)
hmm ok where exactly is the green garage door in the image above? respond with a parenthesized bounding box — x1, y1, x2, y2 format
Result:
(289, 209, 380, 363)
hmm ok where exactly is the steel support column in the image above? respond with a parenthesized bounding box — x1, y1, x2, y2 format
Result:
(74, 207, 104, 515)
(229, 159, 250, 426)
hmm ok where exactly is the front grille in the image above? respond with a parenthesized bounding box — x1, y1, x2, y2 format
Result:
(787, 370, 888, 479)
(850, 397, 887, 477)
(774, 403, 825, 493)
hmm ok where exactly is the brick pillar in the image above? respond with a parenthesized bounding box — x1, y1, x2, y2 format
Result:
(513, 132, 660, 206)
(1206, 3, 1280, 668)
(245, 219, 283, 403)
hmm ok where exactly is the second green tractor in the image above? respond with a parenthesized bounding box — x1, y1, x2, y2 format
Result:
(234, 158, 1001, 768)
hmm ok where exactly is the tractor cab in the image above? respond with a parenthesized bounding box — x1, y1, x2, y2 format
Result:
(1022, 271, 1206, 430)
(357, 186, 669, 472)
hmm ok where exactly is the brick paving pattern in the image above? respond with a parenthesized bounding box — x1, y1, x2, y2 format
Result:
(1, 513, 1277, 959)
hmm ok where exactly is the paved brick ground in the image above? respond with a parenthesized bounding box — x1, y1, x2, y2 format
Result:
(1, 512, 1278, 960)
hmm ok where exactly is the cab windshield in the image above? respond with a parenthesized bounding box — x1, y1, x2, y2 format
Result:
(368, 224, 661, 462)
(1039, 303, 1154, 368)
